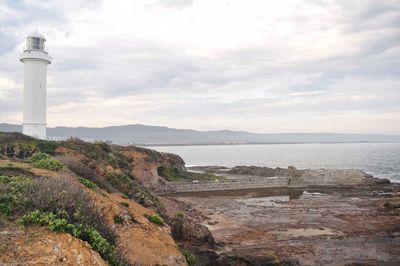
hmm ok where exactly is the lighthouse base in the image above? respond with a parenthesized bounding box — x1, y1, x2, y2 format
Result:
(23, 124, 46, 140)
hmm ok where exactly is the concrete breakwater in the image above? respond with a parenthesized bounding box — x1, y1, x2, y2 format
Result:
(162, 166, 380, 194)
(166, 176, 290, 193)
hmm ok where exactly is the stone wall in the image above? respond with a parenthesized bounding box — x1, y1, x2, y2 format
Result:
(166, 177, 289, 193)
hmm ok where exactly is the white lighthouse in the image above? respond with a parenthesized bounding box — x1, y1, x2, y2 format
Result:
(20, 31, 52, 139)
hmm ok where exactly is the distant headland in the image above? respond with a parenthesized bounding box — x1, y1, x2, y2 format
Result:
(1, 123, 400, 145)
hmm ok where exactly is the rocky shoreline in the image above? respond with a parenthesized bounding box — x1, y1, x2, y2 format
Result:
(1, 133, 399, 265)
(162, 165, 400, 265)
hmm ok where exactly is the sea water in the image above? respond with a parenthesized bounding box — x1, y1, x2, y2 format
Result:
(151, 142, 400, 182)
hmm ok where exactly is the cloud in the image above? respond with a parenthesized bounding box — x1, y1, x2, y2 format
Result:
(0, 28, 18, 56)
(0, 0, 399, 134)
(150, 0, 194, 10)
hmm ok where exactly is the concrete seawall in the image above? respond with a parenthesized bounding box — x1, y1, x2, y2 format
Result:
(166, 177, 289, 193)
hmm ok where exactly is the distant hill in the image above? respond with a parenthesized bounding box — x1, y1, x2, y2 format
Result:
(1, 123, 400, 145)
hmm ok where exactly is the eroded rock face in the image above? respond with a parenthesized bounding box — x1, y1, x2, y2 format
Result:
(0, 153, 188, 266)
(0, 226, 107, 266)
(171, 216, 215, 247)
(91, 192, 188, 266)
(0, 144, 35, 159)
(122, 147, 186, 190)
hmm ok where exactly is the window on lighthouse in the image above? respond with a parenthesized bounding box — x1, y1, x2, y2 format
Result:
(27, 37, 45, 50)
(32, 38, 41, 49)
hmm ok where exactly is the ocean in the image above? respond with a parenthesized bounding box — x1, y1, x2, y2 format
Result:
(151, 142, 400, 182)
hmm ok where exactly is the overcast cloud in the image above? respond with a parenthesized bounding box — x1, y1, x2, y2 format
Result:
(0, 0, 399, 133)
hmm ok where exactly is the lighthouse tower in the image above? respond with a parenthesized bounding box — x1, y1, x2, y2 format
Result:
(20, 31, 52, 139)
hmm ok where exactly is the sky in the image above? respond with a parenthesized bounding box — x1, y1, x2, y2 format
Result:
(0, 0, 399, 134)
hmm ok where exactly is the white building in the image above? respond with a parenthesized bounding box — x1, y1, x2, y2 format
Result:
(20, 31, 52, 139)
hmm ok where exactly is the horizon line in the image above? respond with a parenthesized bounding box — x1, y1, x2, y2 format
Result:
(1, 122, 400, 136)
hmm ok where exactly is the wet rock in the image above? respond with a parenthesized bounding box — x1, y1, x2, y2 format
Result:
(219, 252, 284, 266)
(171, 216, 216, 247)
(373, 178, 391, 185)
(227, 165, 304, 177)
(383, 202, 400, 209)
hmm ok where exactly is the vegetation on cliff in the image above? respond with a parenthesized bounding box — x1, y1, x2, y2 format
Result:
(0, 133, 166, 213)
(144, 212, 165, 226)
(0, 174, 128, 265)
(157, 165, 225, 182)
(0, 132, 189, 265)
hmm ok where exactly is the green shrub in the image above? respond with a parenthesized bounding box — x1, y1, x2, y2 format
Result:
(176, 211, 184, 218)
(105, 171, 132, 193)
(97, 141, 112, 153)
(120, 202, 129, 207)
(58, 155, 115, 192)
(24, 175, 116, 244)
(37, 140, 59, 155)
(61, 139, 108, 161)
(18, 210, 57, 226)
(0, 165, 34, 177)
(30, 152, 51, 162)
(0, 175, 30, 216)
(157, 166, 184, 181)
(181, 249, 196, 266)
(61, 139, 131, 172)
(79, 178, 98, 189)
(32, 157, 64, 171)
(157, 166, 225, 182)
(113, 215, 123, 224)
(18, 210, 126, 266)
(144, 213, 164, 226)
(130, 184, 166, 216)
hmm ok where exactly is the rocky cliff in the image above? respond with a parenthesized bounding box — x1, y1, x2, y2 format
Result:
(0, 132, 189, 266)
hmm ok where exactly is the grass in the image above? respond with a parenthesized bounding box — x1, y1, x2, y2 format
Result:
(144, 213, 164, 226)
(181, 249, 196, 266)
(176, 211, 184, 218)
(157, 166, 225, 182)
(79, 177, 98, 189)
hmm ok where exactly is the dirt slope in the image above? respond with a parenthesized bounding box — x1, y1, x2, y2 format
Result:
(0, 158, 187, 265)
(90, 191, 187, 265)
(0, 226, 106, 266)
